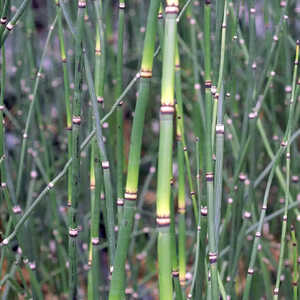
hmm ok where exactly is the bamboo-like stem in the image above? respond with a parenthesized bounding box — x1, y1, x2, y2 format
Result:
(116, 0, 125, 224)
(87, 11, 105, 300)
(291, 225, 298, 300)
(273, 40, 299, 300)
(170, 178, 183, 300)
(68, 2, 85, 298)
(0, 41, 5, 189)
(56, 0, 72, 208)
(0, 0, 10, 43)
(214, 86, 224, 251)
(0, 0, 30, 47)
(108, 0, 160, 298)
(212, 0, 227, 148)
(2, 70, 139, 247)
(156, 1, 178, 299)
(87, 141, 101, 300)
(84, 53, 116, 268)
(15, 16, 57, 201)
(175, 46, 186, 288)
(242, 40, 299, 300)
(203, 1, 219, 298)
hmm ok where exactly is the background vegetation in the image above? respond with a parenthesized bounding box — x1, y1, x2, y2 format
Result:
(0, 0, 300, 299)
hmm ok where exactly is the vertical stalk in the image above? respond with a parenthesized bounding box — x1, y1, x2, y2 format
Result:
(212, 0, 228, 148)
(214, 86, 224, 251)
(156, 1, 178, 299)
(204, 1, 219, 299)
(0, 41, 5, 187)
(175, 47, 186, 288)
(242, 40, 299, 300)
(291, 225, 298, 300)
(108, 0, 160, 298)
(116, 0, 125, 224)
(273, 40, 299, 300)
(56, 0, 72, 208)
(68, 1, 85, 298)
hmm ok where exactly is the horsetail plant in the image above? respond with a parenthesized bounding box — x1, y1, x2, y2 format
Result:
(1, 1, 300, 299)
(203, 1, 219, 298)
(156, 1, 178, 298)
(115, 0, 125, 225)
(68, 1, 86, 298)
(109, 0, 160, 298)
(273, 40, 299, 300)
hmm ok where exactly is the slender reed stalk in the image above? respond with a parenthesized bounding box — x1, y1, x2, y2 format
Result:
(156, 1, 178, 298)
(0, 0, 30, 47)
(273, 40, 299, 300)
(56, 0, 72, 207)
(203, 1, 219, 298)
(242, 39, 299, 300)
(2, 70, 139, 247)
(68, 2, 86, 298)
(291, 225, 298, 300)
(108, 0, 160, 298)
(116, 0, 125, 224)
(175, 46, 186, 288)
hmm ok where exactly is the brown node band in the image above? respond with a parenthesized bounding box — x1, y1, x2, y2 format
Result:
(273, 288, 279, 295)
(243, 211, 252, 219)
(160, 104, 174, 114)
(201, 207, 208, 216)
(95, 49, 101, 56)
(165, 5, 179, 14)
(247, 268, 254, 275)
(97, 96, 104, 103)
(255, 232, 261, 238)
(6, 23, 13, 31)
(156, 216, 171, 226)
(78, 1, 86, 8)
(124, 191, 137, 201)
(0, 17, 7, 25)
(248, 111, 257, 119)
(209, 252, 218, 264)
(101, 161, 110, 169)
(69, 228, 78, 237)
(72, 116, 81, 125)
(178, 207, 185, 214)
(205, 0, 211, 4)
(158, 12, 163, 19)
(215, 124, 224, 134)
(141, 69, 152, 78)
(119, 2, 125, 9)
(172, 270, 179, 277)
(92, 237, 100, 245)
(13, 205, 22, 214)
(239, 173, 246, 181)
(204, 80, 212, 88)
(281, 140, 287, 147)
(117, 198, 124, 206)
(205, 172, 214, 182)
(175, 64, 180, 70)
